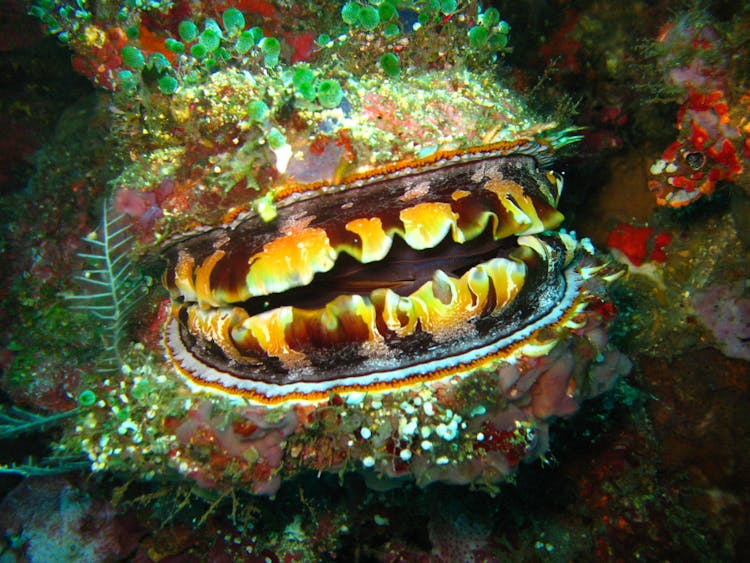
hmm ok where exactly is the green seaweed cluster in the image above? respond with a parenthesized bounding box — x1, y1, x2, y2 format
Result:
(112, 1, 511, 99)
(114, 5, 350, 111)
(468, 7, 510, 51)
(116, 9, 285, 96)
(30, 1, 513, 117)
(29, 0, 174, 43)
(341, 0, 460, 33)
(319, 1, 512, 82)
(282, 66, 346, 109)
(29, 0, 93, 43)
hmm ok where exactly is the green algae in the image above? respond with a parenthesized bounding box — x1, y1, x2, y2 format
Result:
(379, 52, 401, 78)
(247, 99, 270, 122)
(178, 20, 198, 43)
(78, 390, 96, 407)
(316, 79, 344, 108)
(121, 46, 145, 70)
(222, 7, 245, 34)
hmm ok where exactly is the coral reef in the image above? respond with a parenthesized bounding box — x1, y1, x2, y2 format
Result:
(1, 0, 749, 561)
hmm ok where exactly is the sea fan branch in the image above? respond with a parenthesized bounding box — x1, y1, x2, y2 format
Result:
(0, 406, 87, 476)
(0, 456, 90, 477)
(0, 405, 79, 440)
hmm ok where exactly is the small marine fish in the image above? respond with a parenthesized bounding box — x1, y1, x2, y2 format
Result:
(649, 89, 750, 207)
